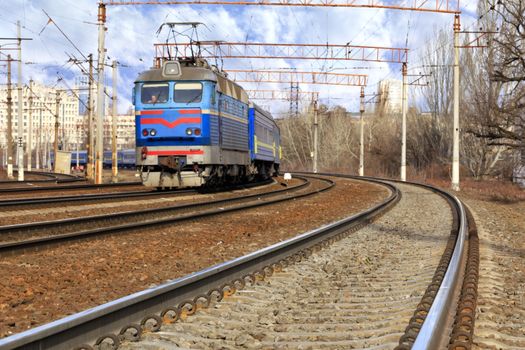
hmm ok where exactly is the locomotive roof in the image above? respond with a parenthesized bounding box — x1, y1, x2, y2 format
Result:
(250, 102, 273, 119)
(136, 65, 216, 83)
(136, 62, 249, 103)
(250, 102, 280, 132)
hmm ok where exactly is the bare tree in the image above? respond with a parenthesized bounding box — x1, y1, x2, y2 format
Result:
(458, 3, 510, 178)
(473, 0, 525, 149)
(418, 28, 454, 164)
(318, 106, 358, 170)
(278, 103, 359, 172)
(279, 114, 310, 170)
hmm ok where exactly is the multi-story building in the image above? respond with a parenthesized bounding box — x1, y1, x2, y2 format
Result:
(0, 83, 83, 160)
(75, 76, 90, 116)
(1, 81, 136, 168)
(376, 79, 403, 116)
(103, 114, 136, 150)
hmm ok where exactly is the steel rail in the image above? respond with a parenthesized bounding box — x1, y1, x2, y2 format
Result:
(412, 189, 467, 349)
(0, 171, 84, 184)
(0, 177, 303, 238)
(0, 178, 272, 208)
(361, 175, 467, 350)
(0, 171, 56, 183)
(301, 172, 469, 349)
(0, 189, 191, 208)
(0, 175, 399, 350)
(0, 176, 317, 255)
(33, 171, 85, 183)
(0, 181, 143, 194)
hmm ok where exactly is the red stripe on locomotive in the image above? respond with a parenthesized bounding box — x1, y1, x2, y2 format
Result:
(178, 109, 200, 115)
(140, 117, 201, 129)
(140, 110, 164, 115)
(147, 150, 204, 156)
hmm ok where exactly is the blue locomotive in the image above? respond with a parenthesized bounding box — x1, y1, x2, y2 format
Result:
(133, 58, 281, 188)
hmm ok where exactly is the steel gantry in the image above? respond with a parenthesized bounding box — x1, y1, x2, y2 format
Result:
(102, 0, 459, 13)
(154, 42, 408, 66)
(96, 0, 461, 185)
(155, 41, 404, 175)
(95, 1, 418, 178)
(226, 69, 368, 87)
(245, 89, 319, 101)
(230, 69, 365, 174)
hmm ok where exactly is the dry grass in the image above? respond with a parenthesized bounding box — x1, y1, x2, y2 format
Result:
(283, 163, 525, 204)
(425, 178, 525, 203)
(326, 165, 524, 204)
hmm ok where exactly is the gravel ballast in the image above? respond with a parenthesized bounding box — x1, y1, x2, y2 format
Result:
(120, 183, 453, 350)
(0, 176, 387, 339)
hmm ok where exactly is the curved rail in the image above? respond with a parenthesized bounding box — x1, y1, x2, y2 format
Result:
(411, 189, 467, 349)
(0, 181, 143, 194)
(300, 172, 471, 350)
(363, 176, 468, 350)
(0, 171, 84, 185)
(0, 178, 272, 208)
(0, 189, 191, 208)
(0, 176, 321, 256)
(0, 175, 399, 350)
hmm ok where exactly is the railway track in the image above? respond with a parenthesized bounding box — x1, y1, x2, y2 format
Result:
(0, 181, 142, 195)
(0, 171, 84, 185)
(0, 179, 272, 209)
(0, 175, 327, 256)
(0, 174, 479, 350)
(0, 189, 190, 209)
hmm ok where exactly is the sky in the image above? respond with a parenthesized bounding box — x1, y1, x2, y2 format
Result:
(0, 0, 479, 116)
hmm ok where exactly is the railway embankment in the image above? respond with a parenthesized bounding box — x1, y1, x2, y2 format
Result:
(120, 182, 451, 349)
(0, 176, 387, 339)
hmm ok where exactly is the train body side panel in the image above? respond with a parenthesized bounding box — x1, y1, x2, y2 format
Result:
(273, 125, 281, 165)
(250, 106, 277, 162)
(217, 93, 249, 153)
(248, 108, 255, 160)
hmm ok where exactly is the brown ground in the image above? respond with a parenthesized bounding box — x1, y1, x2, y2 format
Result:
(0, 170, 53, 182)
(0, 176, 389, 338)
(0, 178, 305, 228)
(0, 185, 150, 201)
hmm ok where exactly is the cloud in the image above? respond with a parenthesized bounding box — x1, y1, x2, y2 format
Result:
(0, 0, 477, 115)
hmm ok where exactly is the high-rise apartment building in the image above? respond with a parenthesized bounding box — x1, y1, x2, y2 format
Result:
(1, 81, 136, 168)
(0, 82, 83, 152)
(376, 79, 403, 116)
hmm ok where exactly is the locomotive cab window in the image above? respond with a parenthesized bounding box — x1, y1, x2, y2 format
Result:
(174, 82, 203, 103)
(141, 83, 169, 104)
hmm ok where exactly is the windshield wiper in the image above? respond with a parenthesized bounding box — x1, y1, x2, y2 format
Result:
(185, 93, 202, 105)
(152, 92, 162, 105)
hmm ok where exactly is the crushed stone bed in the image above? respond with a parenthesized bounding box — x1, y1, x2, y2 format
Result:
(120, 183, 453, 350)
(0, 178, 300, 226)
(0, 176, 386, 339)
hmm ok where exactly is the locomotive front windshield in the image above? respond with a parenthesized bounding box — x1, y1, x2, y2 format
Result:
(174, 82, 202, 103)
(141, 83, 169, 104)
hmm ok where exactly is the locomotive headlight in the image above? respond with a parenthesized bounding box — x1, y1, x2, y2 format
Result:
(149, 129, 157, 136)
(142, 129, 148, 137)
(185, 128, 193, 135)
(194, 128, 201, 136)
